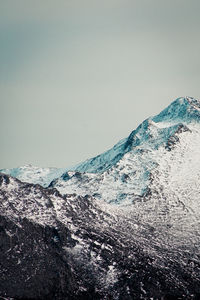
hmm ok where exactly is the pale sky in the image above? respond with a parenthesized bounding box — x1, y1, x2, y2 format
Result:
(1, 0, 200, 168)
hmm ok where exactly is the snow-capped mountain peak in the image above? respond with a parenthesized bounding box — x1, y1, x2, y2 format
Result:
(1, 97, 200, 299)
(1, 96, 200, 205)
(43, 97, 200, 204)
(152, 96, 200, 123)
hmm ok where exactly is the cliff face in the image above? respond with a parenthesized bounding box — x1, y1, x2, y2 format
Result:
(1, 97, 200, 299)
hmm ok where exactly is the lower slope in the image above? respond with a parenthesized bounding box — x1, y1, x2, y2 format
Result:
(1, 173, 200, 299)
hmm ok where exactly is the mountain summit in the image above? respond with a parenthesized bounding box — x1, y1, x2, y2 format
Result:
(2, 97, 200, 185)
(60, 96, 200, 174)
(46, 96, 200, 204)
(1, 97, 200, 204)
(1, 97, 200, 299)
(152, 96, 200, 123)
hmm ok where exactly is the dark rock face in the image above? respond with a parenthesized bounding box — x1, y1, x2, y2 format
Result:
(1, 174, 200, 299)
(0, 216, 75, 300)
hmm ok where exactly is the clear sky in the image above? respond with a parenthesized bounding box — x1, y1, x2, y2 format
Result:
(1, 0, 200, 168)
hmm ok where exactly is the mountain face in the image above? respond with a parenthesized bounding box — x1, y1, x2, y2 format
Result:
(1, 97, 200, 299)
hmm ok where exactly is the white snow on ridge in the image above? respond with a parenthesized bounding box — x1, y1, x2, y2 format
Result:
(52, 121, 199, 204)
(1, 97, 200, 260)
(1, 97, 200, 206)
(0, 164, 66, 187)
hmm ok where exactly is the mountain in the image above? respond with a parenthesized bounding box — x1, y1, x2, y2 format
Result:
(1, 96, 200, 299)
(48, 96, 200, 203)
(0, 164, 66, 187)
(2, 97, 200, 192)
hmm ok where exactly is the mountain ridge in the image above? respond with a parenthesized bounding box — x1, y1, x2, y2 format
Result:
(1, 96, 199, 189)
(1, 96, 200, 299)
(47, 97, 200, 204)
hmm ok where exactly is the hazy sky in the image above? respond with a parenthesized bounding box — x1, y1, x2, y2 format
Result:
(1, 0, 200, 168)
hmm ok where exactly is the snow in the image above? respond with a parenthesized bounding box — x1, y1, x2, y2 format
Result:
(50, 97, 200, 204)
(2, 96, 200, 206)
(1, 96, 200, 299)
(152, 96, 200, 123)
(105, 264, 118, 287)
(0, 165, 66, 187)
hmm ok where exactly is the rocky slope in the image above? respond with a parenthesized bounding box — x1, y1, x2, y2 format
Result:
(1, 97, 200, 299)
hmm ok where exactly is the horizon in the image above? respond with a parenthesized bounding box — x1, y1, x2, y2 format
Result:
(1, 1, 200, 169)
(1, 95, 197, 171)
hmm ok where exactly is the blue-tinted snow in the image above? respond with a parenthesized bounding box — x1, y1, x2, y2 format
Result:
(0, 165, 66, 188)
(1, 97, 200, 191)
(69, 97, 199, 174)
(49, 97, 200, 204)
(152, 97, 200, 123)
(68, 137, 127, 173)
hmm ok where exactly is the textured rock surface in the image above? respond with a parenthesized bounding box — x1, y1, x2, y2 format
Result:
(1, 97, 200, 299)
(1, 171, 200, 299)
